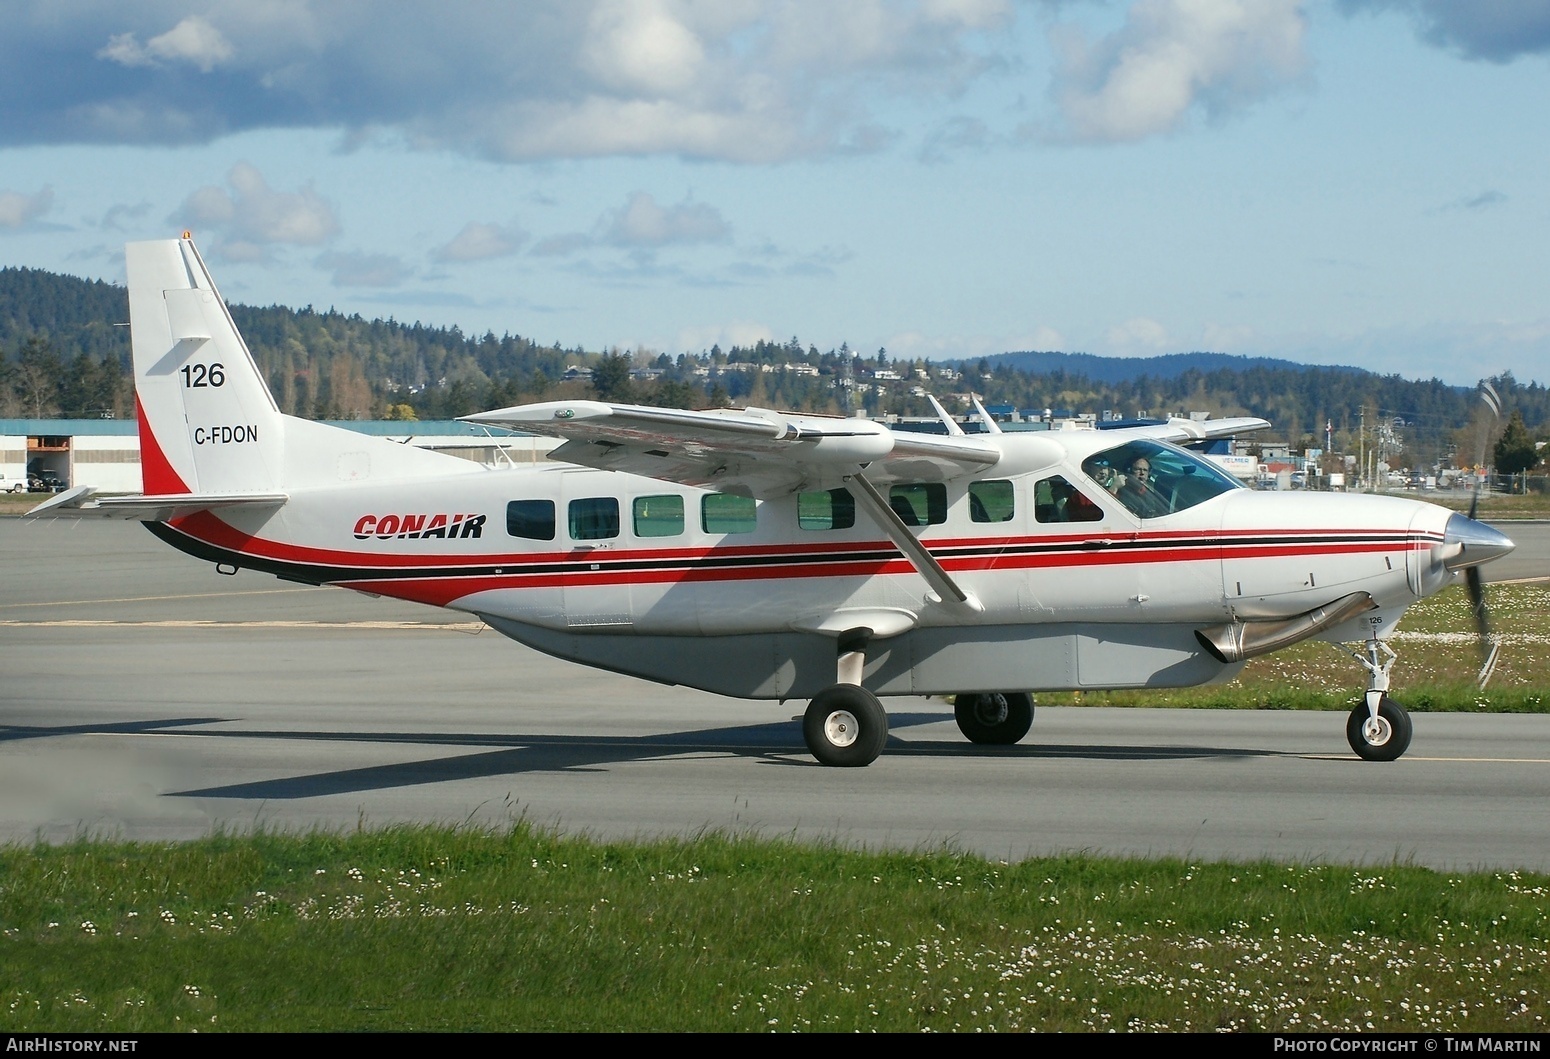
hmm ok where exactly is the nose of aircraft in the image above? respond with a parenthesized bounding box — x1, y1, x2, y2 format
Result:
(1441, 513, 1515, 571)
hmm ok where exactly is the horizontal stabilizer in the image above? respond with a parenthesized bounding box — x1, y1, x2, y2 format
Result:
(25, 485, 288, 521)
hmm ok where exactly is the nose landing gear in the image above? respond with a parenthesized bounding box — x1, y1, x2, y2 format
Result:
(1344, 637, 1413, 762)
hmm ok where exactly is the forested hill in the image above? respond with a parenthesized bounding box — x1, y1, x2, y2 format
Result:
(2, 264, 1546, 464)
(981, 350, 1366, 384)
(0, 265, 580, 421)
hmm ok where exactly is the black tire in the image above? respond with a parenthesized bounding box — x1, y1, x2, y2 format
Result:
(954, 692, 1034, 745)
(803, 685, 888, 767)
(1346, 695, 1413, 762)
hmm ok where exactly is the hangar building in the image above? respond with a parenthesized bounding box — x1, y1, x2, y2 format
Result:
(0, 419, 558, 494)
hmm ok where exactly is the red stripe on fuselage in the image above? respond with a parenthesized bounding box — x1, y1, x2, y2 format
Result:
(164, 511, 1435, 609)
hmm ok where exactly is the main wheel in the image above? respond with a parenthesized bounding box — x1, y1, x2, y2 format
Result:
(1346, 695, 1413, 761)
(803, 685, 888, 767)
(954, 692, 1034, 745)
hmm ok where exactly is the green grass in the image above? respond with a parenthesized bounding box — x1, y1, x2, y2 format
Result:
(1428, 489, 1550, 518)
(2, 826, 1546, 1032)
(1035, 582, 1550, 712)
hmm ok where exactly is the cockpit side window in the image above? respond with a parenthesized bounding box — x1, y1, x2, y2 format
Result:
(1081, 440, 1242, 519)
(1034, 475, 1104, 523)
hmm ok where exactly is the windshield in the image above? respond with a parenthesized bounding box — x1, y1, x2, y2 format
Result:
(1081, 439, 1244, 519)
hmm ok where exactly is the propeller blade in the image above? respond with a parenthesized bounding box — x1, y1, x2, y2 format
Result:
(1466, 565, 1497, 688)
(1471, 378, 1499, 523)
(1469, 379, 1502, 688)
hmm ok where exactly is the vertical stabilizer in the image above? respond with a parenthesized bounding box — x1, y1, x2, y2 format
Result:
(127, 237, 284, 495)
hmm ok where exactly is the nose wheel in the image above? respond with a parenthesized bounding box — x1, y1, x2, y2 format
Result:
(1343, 637, 1413, 761)
(1346, 693, 1412, 762)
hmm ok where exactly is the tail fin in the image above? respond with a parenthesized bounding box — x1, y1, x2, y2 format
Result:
(128, 236, 285, 495)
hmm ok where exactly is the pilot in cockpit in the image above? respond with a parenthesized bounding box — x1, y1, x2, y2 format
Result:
(1116, 456, 1170, 518)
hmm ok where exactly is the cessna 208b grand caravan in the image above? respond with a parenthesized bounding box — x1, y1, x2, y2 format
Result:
(33, 237, 1515, 766)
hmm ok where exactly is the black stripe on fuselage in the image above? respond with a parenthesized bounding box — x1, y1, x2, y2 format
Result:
(146, 521, 1431, 588)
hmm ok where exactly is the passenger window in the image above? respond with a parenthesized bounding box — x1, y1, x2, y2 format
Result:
(798, 488, 856, 530)
(633, 494, 684, 538)
(889, 483, 947, 527)
(1034, 475, 1104, 523)
(568, 496, 619, 540)
(968, 480, 1015, 523)
(702, 492, 757, 534)
(506, 499, 555, 540)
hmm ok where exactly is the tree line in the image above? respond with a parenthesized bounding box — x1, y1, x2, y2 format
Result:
(2, 264, 1545, 471)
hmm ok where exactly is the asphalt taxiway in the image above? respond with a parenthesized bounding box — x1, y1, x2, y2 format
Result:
(3, 517, 1549, 870)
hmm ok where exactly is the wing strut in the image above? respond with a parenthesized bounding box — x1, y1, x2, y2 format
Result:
(844, 472, 983, 613)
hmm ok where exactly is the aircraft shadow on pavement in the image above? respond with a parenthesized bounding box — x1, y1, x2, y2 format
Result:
(148, 710, 1286, 801)
(1, 717, 223, 742)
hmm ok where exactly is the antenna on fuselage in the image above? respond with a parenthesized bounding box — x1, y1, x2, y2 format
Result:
(969, 395, 1002, 435)
(926, 394, 964, 436)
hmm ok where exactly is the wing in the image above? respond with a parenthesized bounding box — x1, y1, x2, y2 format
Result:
(463, 401, 1001, 498)
(1111, 416, 1271, 443)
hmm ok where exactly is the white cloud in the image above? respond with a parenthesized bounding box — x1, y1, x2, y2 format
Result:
(1338, 1, 1550, 63)
(434, 221, 529, 263)
(100, 201, 152, 232)
(581, 1, 706, 97)
(98, 15, 234, 73)
(531, 191, 734, 259)
(676, 321, 776, 352)
(1199, 322, 1256, 349)
(1261, 317, 1550, 386)
(1103, 316, 1171, 352)
(884, 327, 1067, 363)
(1049, 0, 1307, 143)
(316, 250, 411, 288)
(0, 186, 54, 229)
(5, 2, 1015, 162)
(172, 162, 340, 254)
(604, 192, 730, 248)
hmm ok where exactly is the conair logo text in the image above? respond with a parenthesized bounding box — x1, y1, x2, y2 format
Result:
(352, 513, 486, 540)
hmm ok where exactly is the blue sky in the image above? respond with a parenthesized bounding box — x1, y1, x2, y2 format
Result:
(2, 1, 1548, 385)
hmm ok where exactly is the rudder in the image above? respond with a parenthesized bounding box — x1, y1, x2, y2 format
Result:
(127, 237, 285, 495)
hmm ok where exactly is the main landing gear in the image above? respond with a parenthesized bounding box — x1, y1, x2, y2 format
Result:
(799, 632, 1041, 766)
(803, 684, 889, 767)
(1344, 636, 1413, 762)
(953, 692, 1034, 745)
(803, 629, 889, 767)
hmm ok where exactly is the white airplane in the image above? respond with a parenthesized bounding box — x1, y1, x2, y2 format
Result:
(32, 236, 1515, 767)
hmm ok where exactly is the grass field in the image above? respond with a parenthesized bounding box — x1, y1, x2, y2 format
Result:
(1036, 581, 1550, 712)
(4, 495, 1547, 1032)
(2, 827, 1547, 1032)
